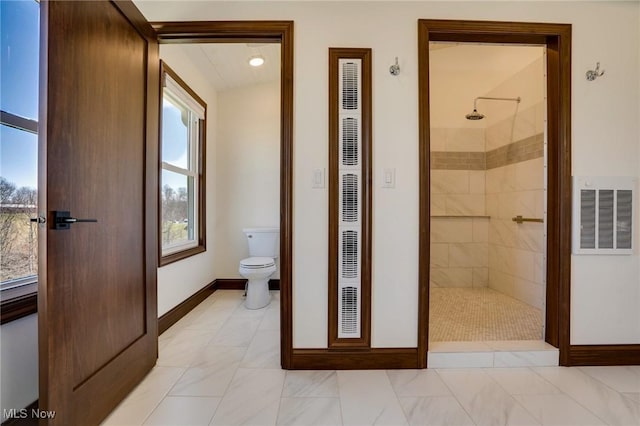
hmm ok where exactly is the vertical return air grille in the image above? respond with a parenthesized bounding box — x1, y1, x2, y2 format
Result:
(341, 62, 359, 110)
(341, 174, 358, 222)
(329, 48, 371, 346)
(341, 230, 358, 279)
(342, 117, 359, 166)
(337, 57, 363, 339)
(340, 286, 359, 335)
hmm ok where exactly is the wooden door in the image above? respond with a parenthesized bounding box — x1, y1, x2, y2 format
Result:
(38, 1, 159, 424)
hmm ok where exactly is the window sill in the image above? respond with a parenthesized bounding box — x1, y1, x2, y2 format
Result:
(160, 245, 206, 267)
(0, 281, 38, 324)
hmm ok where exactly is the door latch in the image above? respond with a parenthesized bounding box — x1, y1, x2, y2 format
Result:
(30, 216, 46, 224)
(52, 210, 98, 230)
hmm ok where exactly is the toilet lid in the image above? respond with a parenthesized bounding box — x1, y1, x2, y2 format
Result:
(240, 257, 275, 268)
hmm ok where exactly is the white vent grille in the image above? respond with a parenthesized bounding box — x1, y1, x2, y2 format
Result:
(580, 190, 596, 249)
(598, 190, 614, 249)
(341, 174, 358, 222)
(341, 230, 358, 279)
(337, 58, 363, 338)
(341, 62, 359, 110)
(341, 117, 359, 166)
(617, 190, 633, 249)
(573, 177, 635, 254)
(339, 286, 359, 336)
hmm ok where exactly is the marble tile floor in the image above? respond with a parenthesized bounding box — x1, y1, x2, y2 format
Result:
(103, 290, 640, 426)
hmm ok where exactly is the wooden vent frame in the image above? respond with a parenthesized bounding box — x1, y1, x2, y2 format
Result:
(328, 48, 372, 349)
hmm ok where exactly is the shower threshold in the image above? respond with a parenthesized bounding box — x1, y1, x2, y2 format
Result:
(427, 340, 559, 368)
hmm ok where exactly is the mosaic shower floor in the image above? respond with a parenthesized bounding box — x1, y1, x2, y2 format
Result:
(429, 287, 543, 341)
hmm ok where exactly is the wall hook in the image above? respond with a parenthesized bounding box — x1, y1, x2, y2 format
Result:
(389, 57, 400, 76)
(586, 62, 605, 81)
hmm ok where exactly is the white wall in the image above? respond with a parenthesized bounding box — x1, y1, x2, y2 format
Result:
(137, 1, 640, 347)
(566, 2, 640, 345)
(0, 314, 38, 421)
(157, 45, 219, 316)
(215, 81, 281, 278)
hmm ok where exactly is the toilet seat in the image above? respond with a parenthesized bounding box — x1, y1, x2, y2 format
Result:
(240, 256, 275, 269)
(239, 256, 276, 309)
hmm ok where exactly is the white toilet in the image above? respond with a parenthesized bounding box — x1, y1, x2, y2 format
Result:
(239, 227, 279, 309)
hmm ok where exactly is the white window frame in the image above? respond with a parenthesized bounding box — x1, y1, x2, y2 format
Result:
(160, 65, 206, 261)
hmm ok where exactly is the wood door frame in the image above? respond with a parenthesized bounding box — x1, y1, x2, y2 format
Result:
(417, 19, 572, 367)
(151, 21, 294, 368)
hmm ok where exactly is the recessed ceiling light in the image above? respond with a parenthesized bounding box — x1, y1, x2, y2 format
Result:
(249, 55, 265, 67)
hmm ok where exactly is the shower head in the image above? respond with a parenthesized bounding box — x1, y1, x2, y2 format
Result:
(465, 109, 485, 120)
(465, 96, 521, 120)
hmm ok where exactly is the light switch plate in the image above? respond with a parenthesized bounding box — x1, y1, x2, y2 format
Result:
(312, 168, 325, 189)
(382, 168, 395, 188)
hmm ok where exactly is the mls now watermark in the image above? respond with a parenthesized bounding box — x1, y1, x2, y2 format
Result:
(4, 408, 56, 420)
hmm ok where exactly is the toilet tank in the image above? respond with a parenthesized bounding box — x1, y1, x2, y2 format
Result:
(243, 227, 279, 258)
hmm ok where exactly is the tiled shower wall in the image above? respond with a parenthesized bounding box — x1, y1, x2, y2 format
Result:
(486, 103, 545, 309)
(430, 128, 489, 288)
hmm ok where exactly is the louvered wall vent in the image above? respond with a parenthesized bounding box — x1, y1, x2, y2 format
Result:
(340, 229, 359, 279)
(337, 58, 362, 339)
(341, 173, 359, 222)
(573, 176, 635, 255)
(341, 62, 359, 110)
(339, 285, 359, 335)
(341, 117, 359, 166)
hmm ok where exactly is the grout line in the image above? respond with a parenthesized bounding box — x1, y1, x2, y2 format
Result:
(274, 377, 285, 426)
(136, 366, 188, 426)
(204, 396, 219, 426)
(482, 366, 552, 423)
(527, 367, 612, 425)
(576, 366, 638, 396)
(380, 369, 409, 425)
(334, 371, 346, 426)
(433, 369, 479, 425)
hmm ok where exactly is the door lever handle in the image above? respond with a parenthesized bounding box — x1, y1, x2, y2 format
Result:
(60, 218, 98, 224)
(52, 211, 98, 230)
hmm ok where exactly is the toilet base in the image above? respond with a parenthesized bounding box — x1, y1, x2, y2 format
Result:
(245, 278, 271, 309)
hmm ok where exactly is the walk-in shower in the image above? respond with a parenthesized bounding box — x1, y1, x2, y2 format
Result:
(428, 42, 547, 348)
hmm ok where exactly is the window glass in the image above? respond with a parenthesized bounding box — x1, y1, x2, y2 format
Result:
(1, 1, 39, 290)
(1, 0, 40, 120)
(0, 125, 38, 189)
(1, 125, 38, 283)
(161, 170, 195, 249)
(161, 97, 189, 170)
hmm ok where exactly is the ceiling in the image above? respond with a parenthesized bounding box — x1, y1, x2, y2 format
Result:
(159, 41, 543, 127)
(161, 43, 281, 91)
